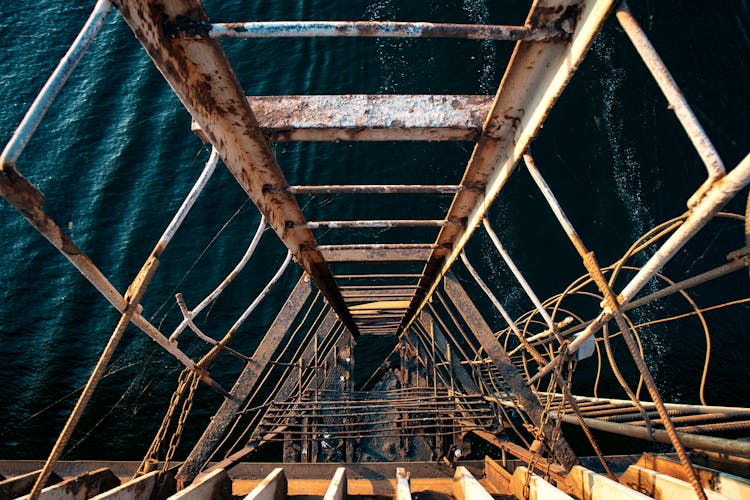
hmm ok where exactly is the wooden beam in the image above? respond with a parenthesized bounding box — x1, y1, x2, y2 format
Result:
(443, 272, 578, 469)
(453, 466, 493, 500)
(243, 468, 287, 500)
(399, 0, 616, 335)
(484, 457, 511, 493)
(0, 470, 62, 499)
(562, 465, 650, 500)
(192, 95, 492, 142)
(619, 465, 729, 500)
(396, 468, 411, 500)
(19, 469, 119, 500)
(168, 469, 231, 500)
(510, 466, 573, 500)
(114, 0, 358, 338)
(90, 470, 159, 500)
(177, 277, 311, 485)
(323, 468, 347, 500)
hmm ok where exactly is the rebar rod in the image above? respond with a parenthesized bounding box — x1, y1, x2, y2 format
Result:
(616, 2, 725, 183)
(524, 152, 707, 500)
(28, 257, 157, 500)
(0, 0, 112, 166)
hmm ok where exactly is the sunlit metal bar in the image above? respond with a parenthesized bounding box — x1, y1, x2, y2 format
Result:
(0, 0, 112, 167)
(115, 0, 358, 336)
(170, 213, 266, 342)
(176, 294, 249, 361)
(616, 2, 725, 182)
(190, 21, 566, 41)
(193, 95, 492, 142)
(482, 219, 559, 333)
(399, 0, 617, 335)
(300, 219, 460, 229)
(460, 251, 546, 364)
(224, 252, 293, 338)
(289, 185, 460, 195)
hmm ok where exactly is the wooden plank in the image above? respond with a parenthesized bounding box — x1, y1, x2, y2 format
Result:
(243, 468, 286, 500)
(0, 470, 62, 499)
(510, 466, 573, 500)
(192, 95, 492, 142)
(453, 466, 493, 500)
(178, 277, 311, 484)
(90, 470, 158, 500)
(232, 478, 456, 497)
(443, 272, 578, 468)
(637, 454, 750, 499)
(349, 301, 411, 310)
(620, 465, 731, 500)
(15, 469, 119, 500)
(167, 469, 231, 500)
(322, 468, 347, 500)
(396, 468, 411, 500)
(484, 457, 512, 493)
(562, 465, 650, 500)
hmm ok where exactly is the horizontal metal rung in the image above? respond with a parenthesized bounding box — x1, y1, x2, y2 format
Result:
(299, 219, 461, 229)
(341, 284, 418, 289)
(334, 273, 424, 279)
(192, 95, 493, 142)
(319, 244, 442, 262)
(190, 21, 567, 41)
(289, 185, 461, 195)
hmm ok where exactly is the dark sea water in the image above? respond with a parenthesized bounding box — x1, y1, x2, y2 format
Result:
(1, 0, 750, 461)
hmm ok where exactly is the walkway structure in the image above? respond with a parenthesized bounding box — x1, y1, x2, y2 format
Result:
(2, 0, 750, 499)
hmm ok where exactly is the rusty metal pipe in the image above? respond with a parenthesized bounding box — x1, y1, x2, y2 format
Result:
(616, 3, 725, 183)
(0, 0, 111, 167)
(203, 21, 564, 41)
(552, 412, 750, 456)
(288, 185, 460, 194)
